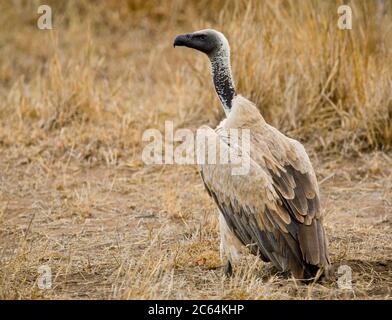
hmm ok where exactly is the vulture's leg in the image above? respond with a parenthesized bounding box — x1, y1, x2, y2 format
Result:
(224, 260, 233, 277)
(219, 212, 243, 276)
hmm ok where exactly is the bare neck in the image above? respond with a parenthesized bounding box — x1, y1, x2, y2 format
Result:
(209, 49, 236, 117)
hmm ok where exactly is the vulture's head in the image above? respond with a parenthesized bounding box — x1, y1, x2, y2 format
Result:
(173, 29, 229, 57)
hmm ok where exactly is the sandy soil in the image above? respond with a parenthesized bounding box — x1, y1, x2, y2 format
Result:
(0, 150, 391, 299)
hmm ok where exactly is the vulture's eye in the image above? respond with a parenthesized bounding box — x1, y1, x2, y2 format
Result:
(194, 34, 207, 40)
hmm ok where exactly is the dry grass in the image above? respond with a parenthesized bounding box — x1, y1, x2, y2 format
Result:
(0, 0, 391, 299)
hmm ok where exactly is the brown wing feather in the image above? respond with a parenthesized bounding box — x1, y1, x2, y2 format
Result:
(201, 168, 313, 278)
(259, 126, 330, 271)
(266, 159, 329, 268)
(202, 175, 304, 272)
(271, 165, 319, 221)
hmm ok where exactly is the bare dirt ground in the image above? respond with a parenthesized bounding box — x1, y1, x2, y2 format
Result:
(1, 150, 391, 299)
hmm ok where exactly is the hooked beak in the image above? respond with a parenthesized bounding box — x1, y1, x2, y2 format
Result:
(173, 34, 191, 48)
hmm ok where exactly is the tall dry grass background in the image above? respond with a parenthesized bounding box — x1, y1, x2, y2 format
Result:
(1, 0, 391, 161)
(0, 0, 391, 299)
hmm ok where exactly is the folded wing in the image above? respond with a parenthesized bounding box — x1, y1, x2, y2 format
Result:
(199, 124, 330, 279)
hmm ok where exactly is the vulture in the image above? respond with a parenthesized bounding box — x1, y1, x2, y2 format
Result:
(173, 29, 330, 280)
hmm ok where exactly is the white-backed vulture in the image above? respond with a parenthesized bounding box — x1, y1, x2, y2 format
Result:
(173, 29, 330, 280)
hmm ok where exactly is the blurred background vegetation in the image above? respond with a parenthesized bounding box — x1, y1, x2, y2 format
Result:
(0, 0, 391, 167)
